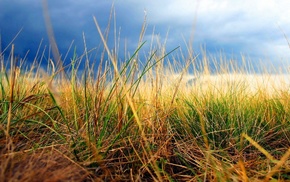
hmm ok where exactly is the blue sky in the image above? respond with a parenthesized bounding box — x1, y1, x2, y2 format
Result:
(1, 0, 290, 72)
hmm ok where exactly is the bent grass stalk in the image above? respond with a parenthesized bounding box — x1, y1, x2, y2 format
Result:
(6, 45, 15, 137)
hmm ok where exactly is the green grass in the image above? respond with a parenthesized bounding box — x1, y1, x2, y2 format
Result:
(0, 15, 290, 182)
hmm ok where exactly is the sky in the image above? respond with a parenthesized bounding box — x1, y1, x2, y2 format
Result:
(1, 0, 290, 73)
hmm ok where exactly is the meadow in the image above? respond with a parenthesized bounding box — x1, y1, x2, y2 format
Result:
(0, 16, 290, 182)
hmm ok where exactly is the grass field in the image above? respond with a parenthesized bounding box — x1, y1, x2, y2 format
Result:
(1, 17, 290, 182)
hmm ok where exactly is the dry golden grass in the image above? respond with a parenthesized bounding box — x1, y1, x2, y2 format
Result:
(1, 62, 290, 181)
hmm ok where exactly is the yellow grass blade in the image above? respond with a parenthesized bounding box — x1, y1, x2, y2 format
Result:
(264, 147, 290, 182)
(7, 45, 15, 137)
(242, 133, 278, 163)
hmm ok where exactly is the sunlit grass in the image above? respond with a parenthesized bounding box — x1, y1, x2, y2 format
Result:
(0, 15, 290, 181)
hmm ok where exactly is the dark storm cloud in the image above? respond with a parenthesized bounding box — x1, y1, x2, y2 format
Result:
(0, 0, 116, 65)
(0, 0, 44, 56)
(1, 0, 290, 72)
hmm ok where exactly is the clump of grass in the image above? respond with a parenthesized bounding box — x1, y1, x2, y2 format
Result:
(1, 12, 290, 181)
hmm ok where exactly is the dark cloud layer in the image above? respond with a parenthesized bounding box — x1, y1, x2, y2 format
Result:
(1, 0, 290, 73)
(0, 0, 149, 68)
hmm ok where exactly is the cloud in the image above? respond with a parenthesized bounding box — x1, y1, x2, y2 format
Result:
(0, 0, 289, 71)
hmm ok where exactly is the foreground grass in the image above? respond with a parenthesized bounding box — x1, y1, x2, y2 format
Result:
(1, 53, 289, 182)
(1, 25, 290, 182)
